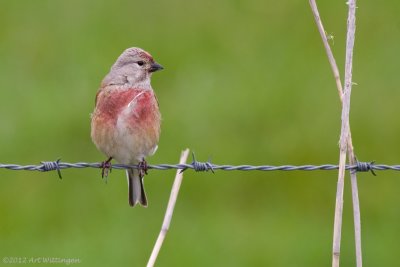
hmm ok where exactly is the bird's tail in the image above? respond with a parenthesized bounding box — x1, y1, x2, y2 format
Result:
(127, 168, 148, 207)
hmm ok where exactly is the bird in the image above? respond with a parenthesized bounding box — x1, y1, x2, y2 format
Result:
(91, 47, 163, 207)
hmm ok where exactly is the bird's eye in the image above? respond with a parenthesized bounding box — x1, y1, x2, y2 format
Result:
(137, 61, 145, 66)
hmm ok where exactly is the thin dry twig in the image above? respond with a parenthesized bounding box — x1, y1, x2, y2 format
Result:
(342, 2, 361, 266)
(308, 0, 343, 102)
(348, 143, 362, 267)
(333, 153, 347, 267)
(309, 1, 361, 267)
(147, 149, 190, 267)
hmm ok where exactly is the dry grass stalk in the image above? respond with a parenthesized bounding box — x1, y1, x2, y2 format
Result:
(147, 149, 190, 267)
(309, 1, 361, 266)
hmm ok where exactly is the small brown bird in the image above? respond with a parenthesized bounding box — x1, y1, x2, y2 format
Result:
(91, 47, 163, 207)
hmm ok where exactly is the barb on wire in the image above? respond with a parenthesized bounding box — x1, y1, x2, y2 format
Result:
(353, 160, 376, 176)
(0, 157, 394, 177)
(41, 158, 62, 179)
(180, 153, 214, 173)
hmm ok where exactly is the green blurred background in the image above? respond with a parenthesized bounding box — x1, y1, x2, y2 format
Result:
(0, 1, 399, 266)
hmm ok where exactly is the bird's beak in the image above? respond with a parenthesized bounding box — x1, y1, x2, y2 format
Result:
(149, 62, 164, 73)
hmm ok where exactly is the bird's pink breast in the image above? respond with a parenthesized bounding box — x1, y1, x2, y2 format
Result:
(91, 87, 161, 162)
(95, 89, 137, 123)
(95, 88, 159, 124)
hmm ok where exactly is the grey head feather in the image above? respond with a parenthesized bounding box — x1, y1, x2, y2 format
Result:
(102, 47, 155, 88)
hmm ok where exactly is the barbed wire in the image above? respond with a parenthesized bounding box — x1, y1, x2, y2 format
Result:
(1, 155, 399, 179)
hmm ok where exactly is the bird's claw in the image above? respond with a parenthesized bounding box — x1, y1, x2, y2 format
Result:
(101, 157, 113, 179)
(138, 159, 148, 179)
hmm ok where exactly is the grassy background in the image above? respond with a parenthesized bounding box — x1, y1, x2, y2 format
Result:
(1, 1, 400, 266)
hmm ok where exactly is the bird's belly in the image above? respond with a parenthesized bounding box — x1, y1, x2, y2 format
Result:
(91, 110, 160, 164)
(114, 117, 160, 163)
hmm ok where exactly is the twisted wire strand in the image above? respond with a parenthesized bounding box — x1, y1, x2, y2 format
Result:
(0, 159, 399, 176)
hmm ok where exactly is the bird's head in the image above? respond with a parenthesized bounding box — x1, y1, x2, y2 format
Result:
(104, 47, 163, 88)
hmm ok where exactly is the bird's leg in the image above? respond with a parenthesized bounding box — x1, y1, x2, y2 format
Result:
(101, 157, 113, 178)
(138, 158, 148, 179)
